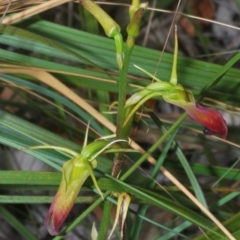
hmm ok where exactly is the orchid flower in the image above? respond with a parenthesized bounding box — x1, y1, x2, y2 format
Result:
(124, 26, 227, 138)
(43, 124, 128, 236)
(45, 154, 96, 236)
(162, 88, 227, 138)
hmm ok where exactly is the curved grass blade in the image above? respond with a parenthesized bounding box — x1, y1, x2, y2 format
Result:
(0, 205, 38, 240)
(0, 25, 106, 73)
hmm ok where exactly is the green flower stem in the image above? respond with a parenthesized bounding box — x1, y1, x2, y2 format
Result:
(116, 46, 133, 141)
(113, 44, 134, 177)
(118, 3, 147, 138)
(113, 3, 147, 178)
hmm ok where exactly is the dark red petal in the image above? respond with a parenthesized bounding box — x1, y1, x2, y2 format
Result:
(185, 104, 228, 138)
(44, 194, 71, 236)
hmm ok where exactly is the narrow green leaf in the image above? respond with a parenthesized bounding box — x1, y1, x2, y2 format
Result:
(98, 200, 111, 240)
(0, 25, 104, 71)
(130, 127, 179, 240)
(194, 212, 240, 240)
(0, 195, 96, 204)
(106, 176, 223, 238)
(0, 205, 38, 240)
(14, 20, 240, 103)
(150, 112, 208, 208)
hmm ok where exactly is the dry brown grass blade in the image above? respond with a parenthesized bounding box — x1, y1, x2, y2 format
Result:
(2, 0, 70, 25)
(0, 0, 43, 12)
(0, 67, 235, 239)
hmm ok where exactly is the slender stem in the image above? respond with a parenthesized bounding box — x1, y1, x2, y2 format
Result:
(112, 38, 134, 178)
(116, 45, 133, 140)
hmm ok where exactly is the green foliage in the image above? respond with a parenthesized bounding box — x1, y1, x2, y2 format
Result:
(0, 2, 240, 240)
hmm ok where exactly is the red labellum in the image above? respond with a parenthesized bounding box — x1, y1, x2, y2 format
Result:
(185, 103, 227, 138)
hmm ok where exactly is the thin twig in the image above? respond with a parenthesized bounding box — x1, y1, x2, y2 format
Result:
(142, 0, 156, 46)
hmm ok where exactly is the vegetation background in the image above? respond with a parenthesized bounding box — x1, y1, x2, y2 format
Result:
(0, 0, 240, 239)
